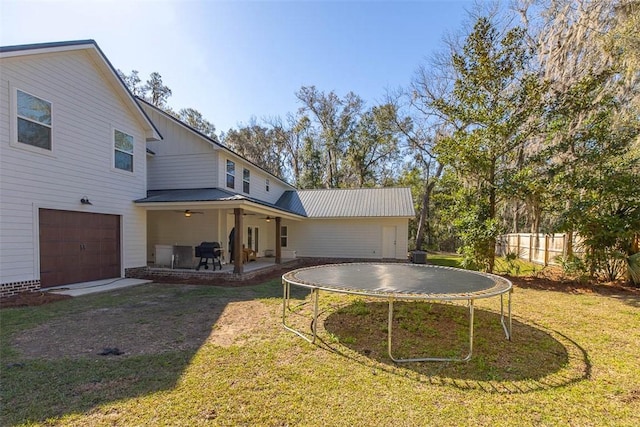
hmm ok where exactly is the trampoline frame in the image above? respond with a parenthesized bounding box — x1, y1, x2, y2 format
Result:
(282, 263, 512, 363)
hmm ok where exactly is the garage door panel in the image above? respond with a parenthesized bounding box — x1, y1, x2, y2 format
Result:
(39, 209, 121, 288)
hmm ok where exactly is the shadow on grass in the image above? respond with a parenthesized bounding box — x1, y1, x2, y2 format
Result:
(321, 301, 591, 394)
(0, 280, 309, 425)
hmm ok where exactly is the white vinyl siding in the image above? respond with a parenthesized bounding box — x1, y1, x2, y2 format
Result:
(143, 106, 219, 190)
(284, 218, 409, 260)
(0, 49, 150, 285)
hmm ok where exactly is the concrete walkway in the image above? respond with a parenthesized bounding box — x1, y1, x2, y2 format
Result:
(46, 278, 152, 297)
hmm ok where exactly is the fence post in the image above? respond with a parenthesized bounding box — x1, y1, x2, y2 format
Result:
(544, 234, 550, 266)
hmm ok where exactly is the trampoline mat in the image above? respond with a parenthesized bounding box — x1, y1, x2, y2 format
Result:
(283, 263, 510, 298)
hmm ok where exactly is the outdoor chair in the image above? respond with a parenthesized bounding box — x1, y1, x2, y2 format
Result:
(242, 247, 257, 263)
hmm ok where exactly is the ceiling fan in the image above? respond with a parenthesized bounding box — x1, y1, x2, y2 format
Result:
(175, 209, 204, 217)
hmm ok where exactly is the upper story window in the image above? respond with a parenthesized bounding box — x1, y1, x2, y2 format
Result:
(114, 129, 134, 172)
(226, 160, 235, 189)
(266, 178, 270, 192)
(243, 168, 250, 193)
(16, 89, 52, 151)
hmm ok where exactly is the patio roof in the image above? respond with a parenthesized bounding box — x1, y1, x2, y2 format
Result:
(134, 187, 305, 218)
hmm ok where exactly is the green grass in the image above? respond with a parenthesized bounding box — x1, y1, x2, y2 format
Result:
(427, 252, 463, 268)
(1, 275, 639, 426)
(429, 252, 543, 276)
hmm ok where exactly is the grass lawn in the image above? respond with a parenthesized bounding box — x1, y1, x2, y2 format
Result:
(1, 262, 639, 426)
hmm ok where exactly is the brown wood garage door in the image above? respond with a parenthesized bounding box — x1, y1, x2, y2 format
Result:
(39, 209, 121, 288)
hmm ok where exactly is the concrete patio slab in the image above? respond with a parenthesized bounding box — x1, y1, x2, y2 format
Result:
(46, 278, 152, 297)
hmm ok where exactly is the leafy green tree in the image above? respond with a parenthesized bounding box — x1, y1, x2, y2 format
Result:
(544, 73, 640, 280)
(177, 108, 217, 140)
(430, 17, 543, 272)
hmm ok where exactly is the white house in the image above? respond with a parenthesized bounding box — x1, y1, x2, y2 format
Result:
(0, 40, 414, 297)
(0, 40, 161, 296)
(136, 100, 414, 271)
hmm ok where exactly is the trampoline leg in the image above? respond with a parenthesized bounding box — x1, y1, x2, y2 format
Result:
(282, 282, 319, 344)
(500, 290, 512, 341)
(387, 299, 475, 363)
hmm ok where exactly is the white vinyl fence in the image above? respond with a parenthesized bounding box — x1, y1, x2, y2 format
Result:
(496, 233, 582, 266)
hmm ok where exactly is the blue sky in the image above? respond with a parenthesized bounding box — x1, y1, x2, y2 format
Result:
(1, 0, 476, 133)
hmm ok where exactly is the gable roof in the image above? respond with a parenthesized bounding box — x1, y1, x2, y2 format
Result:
(276, 187, 415, 218)
(0, 39, 162, 142)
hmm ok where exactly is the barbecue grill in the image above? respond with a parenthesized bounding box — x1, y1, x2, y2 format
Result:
(195, 241, 222, 271)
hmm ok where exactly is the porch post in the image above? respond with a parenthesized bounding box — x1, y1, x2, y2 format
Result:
(275, 216, 282, 264)
(234, 208, 244, 274)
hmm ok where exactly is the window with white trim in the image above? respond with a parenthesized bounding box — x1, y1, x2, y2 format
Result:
(280, 226, 288, 248)
(16, 89, 52, 150)
(114, 129, 134, 172)
(243, 168, 250, 193)
(226, 160, 235, 189)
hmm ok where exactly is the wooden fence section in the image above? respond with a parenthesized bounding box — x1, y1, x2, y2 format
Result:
(496, 233, 582, 266)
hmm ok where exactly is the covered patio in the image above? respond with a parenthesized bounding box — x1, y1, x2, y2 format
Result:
(135, 188, 305, 275)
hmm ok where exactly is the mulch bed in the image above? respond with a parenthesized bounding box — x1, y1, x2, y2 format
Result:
(1, 292, 72, 309)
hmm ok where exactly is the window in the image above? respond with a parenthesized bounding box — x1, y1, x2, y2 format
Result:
(226, 160, 235, 189)
(280, 226, 288, 248)
(16, 89, 52, 150)
(266, 179, 270, 192)
(243, 168, 250, 193)
(247, 227, 253, 249)
(114, 129, 134, 172)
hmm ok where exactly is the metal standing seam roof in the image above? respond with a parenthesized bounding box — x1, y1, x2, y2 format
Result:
(276, 187, 415, 218)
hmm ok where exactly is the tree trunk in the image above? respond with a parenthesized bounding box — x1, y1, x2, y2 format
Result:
(415, 163, 444, 250)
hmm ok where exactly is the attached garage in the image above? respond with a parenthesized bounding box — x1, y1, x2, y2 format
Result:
(39, 209, 121, 287)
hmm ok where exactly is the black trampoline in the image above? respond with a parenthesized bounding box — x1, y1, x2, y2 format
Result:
(282, 263, 513, 362)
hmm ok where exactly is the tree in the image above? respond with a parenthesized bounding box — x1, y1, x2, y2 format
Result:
(117, 69, 145, 97)
(516, 0, 640, 279)
(144, 72, 172, 108)
(345, 104, 401, 187)
(428, 16, 543, 272)
(222, 119, 285, 178)
(295, 86, 363, 188)
(177, 108, 217, 140)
